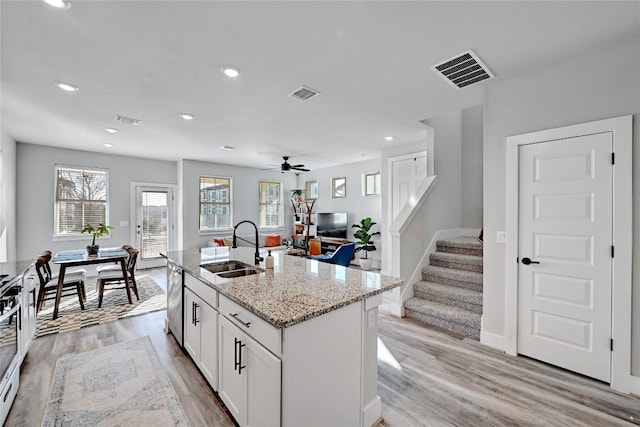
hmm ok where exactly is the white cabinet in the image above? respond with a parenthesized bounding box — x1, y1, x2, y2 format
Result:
(219, 315, 281, 427)
(19, 271, 37, 361)
(184, 284, 219, 390)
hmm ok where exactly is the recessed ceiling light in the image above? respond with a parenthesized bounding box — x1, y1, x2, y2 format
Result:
(55, 81, 78, 92)
(42, 0, 71, 9)
(221, 66, 241, 78)
(179, 113, 195, 120)
(219, 145, 236, 151)
(384, 136, 395, 141)
(103, 143, 113, 148)
(104, 128, 118, 133)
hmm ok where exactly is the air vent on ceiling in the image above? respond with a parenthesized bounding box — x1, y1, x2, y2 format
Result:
(114, 115, 141, 125)
(289, 86, 319, 101)
(432, 50, 494, 89)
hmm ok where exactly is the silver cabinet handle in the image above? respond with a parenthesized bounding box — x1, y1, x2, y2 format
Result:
(230, 313, 251, 328)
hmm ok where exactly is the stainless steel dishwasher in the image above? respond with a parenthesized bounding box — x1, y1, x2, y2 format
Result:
(166, 261, 183, 345)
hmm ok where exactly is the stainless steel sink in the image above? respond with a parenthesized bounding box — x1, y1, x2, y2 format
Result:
(200, 260, 264, 279)
(200, 260, 255, 273)
(217, 268, 262, 278)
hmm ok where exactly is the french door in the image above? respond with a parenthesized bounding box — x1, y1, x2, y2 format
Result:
(132, 184, 175, 269)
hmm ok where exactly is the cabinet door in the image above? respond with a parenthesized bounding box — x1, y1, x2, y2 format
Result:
(246, 337, 281, 427)
(183, 288, 200, 360)
(219, 316, 247, 425)
(20, 275, 37, 360)
(198, 301, 218, 390)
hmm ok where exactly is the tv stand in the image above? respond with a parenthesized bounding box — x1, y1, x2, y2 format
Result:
(318, 238, 351, 255)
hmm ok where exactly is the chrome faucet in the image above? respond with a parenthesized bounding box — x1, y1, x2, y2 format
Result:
(232, 220, 264, 265)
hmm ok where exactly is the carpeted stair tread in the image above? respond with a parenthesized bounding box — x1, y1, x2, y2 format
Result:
(413, 281, 482, 308)
(404, 298, 480, 328)
(429, 251, 483, 273)
(405, 298, 480, 340)
(436, 236, 483, 257)
(422, 265, 483, 291)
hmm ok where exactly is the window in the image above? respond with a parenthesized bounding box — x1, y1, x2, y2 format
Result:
(200, 176, 232, 231)
(364, 172, 381, 196)
(55, 165, 109, 236)
(259, 181, 282, 228)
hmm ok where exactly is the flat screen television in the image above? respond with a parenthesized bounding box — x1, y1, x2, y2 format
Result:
(316, 212, 348, 239)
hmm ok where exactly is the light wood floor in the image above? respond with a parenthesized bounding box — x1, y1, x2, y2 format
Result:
(7, 268, 640, 426)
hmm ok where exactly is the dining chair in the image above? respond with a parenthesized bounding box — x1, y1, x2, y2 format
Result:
(96, 247, 139, 308)
(307, 242, 355, 267)
(95, 244, 134, 274)
(40, 250, 87, 301)
(35, 255, 86, 313)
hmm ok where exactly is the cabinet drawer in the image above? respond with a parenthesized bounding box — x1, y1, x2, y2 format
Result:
(220, 295, 281, 356)
(185, 272, 218, 308)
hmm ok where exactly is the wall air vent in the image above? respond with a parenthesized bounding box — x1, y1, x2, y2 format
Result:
(432, 50, 494, 89)
(114, 115, 141, 125)
(289, 86, 319, 101)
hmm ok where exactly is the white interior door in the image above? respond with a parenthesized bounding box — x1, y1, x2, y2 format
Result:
(133, 184, 174, 269)
(517, 132, 612, 382)
(391, 152, 427, 221)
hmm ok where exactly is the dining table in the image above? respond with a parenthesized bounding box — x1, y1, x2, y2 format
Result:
(51, 247, 130, 319)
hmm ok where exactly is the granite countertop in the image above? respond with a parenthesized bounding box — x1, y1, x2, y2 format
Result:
(162, 247, 403, 329)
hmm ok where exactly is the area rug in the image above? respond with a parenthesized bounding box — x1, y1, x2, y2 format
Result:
(35, 275, 166, 338)
(42, 336, 190, 426)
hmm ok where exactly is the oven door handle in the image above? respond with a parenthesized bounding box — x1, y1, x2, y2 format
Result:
(0, 296, 21, 324)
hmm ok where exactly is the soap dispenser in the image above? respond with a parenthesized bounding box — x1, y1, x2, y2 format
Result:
(265, 250, 274, 269)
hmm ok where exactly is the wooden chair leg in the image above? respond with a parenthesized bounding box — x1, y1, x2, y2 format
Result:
(76, 284, 85, 310)
(97, 279, 104, 308)
(131, 276, 139, 300)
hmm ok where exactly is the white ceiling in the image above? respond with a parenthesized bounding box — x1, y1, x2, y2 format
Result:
(2, 1, 639, 171)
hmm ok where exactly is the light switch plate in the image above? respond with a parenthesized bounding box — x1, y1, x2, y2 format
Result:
(119, 220, 130, 227)
(496, 231, 507, 244)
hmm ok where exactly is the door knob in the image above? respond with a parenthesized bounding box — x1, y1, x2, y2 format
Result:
(521, 257, 540, 265)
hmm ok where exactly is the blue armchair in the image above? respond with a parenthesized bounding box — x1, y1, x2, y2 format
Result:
(307, 242, 355, 267)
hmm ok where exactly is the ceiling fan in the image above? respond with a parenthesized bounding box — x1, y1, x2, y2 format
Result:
(278, 156, 310, 172)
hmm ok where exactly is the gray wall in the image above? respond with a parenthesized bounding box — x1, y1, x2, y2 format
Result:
(16, 143, 177, 260)
(483, 39, 640, 373)
(301, 158, 382, 267)
(179, 159, 297, 250)
(461, 104, 483, 229)
(0, 131, 17, 262)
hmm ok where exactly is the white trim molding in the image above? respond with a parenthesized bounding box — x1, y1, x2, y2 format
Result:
(504, 115, 635, 394)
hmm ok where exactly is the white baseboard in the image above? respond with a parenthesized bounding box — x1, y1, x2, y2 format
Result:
(480, 329, 504, 351)
(362, 395, 382, 427)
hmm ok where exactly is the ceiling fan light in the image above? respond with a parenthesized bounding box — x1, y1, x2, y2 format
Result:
(42, 0, 71, 9)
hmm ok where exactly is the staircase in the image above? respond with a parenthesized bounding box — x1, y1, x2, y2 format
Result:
(404, 236, 483, 340)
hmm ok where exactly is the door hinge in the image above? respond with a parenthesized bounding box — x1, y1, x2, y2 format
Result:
(611, 245, 614, 258)
(610, 338, 614, 352)
(516, 257, 519, 264)
(611, 152, 615, 165)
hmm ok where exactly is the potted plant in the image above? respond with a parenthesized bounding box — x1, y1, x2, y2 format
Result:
(81, 223, 114, 256)
(352, 217, 380, 271)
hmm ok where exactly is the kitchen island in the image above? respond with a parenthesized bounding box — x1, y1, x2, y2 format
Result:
(162, 246, 402, 427)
